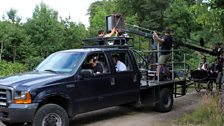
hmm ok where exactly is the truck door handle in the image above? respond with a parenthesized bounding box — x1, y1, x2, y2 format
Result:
(111, 78, 115, 86)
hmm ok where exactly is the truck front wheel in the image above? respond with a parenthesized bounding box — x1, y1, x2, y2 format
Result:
(155, 88, 173, 112)
(32, 104, 69, 126)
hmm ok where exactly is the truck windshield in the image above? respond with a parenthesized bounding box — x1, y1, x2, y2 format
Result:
(35, 52, 84, 73)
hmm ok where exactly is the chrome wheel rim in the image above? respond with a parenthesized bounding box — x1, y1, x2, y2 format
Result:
(42, 113, 62, 126)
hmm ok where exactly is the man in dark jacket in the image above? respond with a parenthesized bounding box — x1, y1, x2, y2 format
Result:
(89, 56, 103, 74)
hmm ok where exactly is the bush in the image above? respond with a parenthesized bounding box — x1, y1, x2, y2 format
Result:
(25, 56, 44, 70)
(0, 60, 28, 76)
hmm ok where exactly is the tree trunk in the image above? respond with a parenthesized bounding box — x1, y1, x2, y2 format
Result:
(221, 12, 224, 41)
(13, 45, 16, 63)
(0, 40, 3, 60)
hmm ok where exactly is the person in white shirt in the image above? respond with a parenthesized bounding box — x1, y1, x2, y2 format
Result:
(198, 57, 208, 70)
(112, 55, 127, 71)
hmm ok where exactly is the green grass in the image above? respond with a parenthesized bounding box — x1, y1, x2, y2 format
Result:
(177, 94, 224, 126)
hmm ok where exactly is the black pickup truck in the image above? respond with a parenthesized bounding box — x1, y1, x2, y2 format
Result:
(0, 45, 186, 126)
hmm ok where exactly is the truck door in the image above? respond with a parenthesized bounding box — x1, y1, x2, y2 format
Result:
(110, 51, 139, 105)
(74, 52, 116, 113)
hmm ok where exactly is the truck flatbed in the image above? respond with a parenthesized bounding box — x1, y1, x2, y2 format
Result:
(140, 79, 186, 89)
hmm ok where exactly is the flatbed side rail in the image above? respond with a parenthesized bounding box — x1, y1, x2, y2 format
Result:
(134, 49, 189, 84)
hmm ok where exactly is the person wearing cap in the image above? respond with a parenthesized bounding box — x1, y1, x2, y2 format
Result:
(153, 28, 173, 79)
(89, 57, 103, 74)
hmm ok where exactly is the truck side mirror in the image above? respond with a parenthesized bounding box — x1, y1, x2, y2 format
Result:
(80, 69, 94, 78)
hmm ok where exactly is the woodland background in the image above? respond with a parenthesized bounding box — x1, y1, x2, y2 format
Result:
(0, 0, 223, 75)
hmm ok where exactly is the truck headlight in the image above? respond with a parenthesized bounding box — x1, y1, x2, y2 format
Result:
(14, 91, 32, 104)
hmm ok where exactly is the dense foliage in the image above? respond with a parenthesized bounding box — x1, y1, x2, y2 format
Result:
(0, 60, 27, 76)
(0, 3, 88, 71)
(0, 0, 223, 73)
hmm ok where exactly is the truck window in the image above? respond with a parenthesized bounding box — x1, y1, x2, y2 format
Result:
(111, 52, 133, 72)
(82, 53, 110, 74)
(36, 52, 84, 73)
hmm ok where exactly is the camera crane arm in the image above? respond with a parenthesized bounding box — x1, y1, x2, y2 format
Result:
(176, 40, 218, 56)
(125, 28, 152, 38)
(123, 23, 221, 57)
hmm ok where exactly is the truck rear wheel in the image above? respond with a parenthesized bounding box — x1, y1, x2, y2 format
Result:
(32, 104, 69, 126)
(155, 88, 173, 112)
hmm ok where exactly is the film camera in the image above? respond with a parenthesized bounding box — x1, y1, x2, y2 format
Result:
(106, 14, 125, 34)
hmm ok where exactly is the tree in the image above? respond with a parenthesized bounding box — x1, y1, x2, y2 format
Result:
(1, 9, 25, 62)
(0, 20, 31, 62)
(115, 0, 172, 31)
(60, 17, 88, 49)
(24, 2, 64, 58)
(189, 0, 224, 42)
(164, 0, 200, 39)
(6, 8, 21, 24)
(0, 21, 9, 60)
(88, 0, 117, 36)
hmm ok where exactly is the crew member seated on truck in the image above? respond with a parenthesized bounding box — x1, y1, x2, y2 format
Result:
(89, 56, 103, 74)
(198, 57, 208, 71)
(113, 30, 129, 45)
(112, 55, 127, 71)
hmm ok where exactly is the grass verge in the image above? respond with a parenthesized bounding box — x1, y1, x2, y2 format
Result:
(176, 93, 224, 126)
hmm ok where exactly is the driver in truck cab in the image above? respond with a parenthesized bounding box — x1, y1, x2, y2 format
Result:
(89, 56, 103, 74)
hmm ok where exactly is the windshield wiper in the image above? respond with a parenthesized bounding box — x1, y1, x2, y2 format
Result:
(44, 69, 58, 73)
(33, 68, 39, 72)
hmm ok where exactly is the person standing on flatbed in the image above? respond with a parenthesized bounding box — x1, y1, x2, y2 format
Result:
(97, 28, 116, 45)
(153, 28, 173, 80)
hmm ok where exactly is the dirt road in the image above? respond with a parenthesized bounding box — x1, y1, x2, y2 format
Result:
(0, 92, 202, 126)
(70, 92, 202, 126)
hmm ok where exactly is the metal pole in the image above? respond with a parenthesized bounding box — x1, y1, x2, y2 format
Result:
(184, 54, 186, 73)
(221, 62, 224, 111)
(172, 48, 174, 80)
(221, 83, 224, 112)
(157, 43, 160, 81)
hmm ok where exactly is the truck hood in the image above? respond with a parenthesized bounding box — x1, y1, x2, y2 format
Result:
(0, 72, 70, 89)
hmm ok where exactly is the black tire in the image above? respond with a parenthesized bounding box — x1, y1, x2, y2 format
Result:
(32, 104, 69, 126)
(155, 88, 173, 112)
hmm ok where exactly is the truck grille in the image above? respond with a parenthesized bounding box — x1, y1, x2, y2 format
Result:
(0, 87, 13, 107)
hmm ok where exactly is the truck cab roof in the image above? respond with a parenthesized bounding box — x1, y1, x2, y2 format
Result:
(58, 48, 129, 53)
